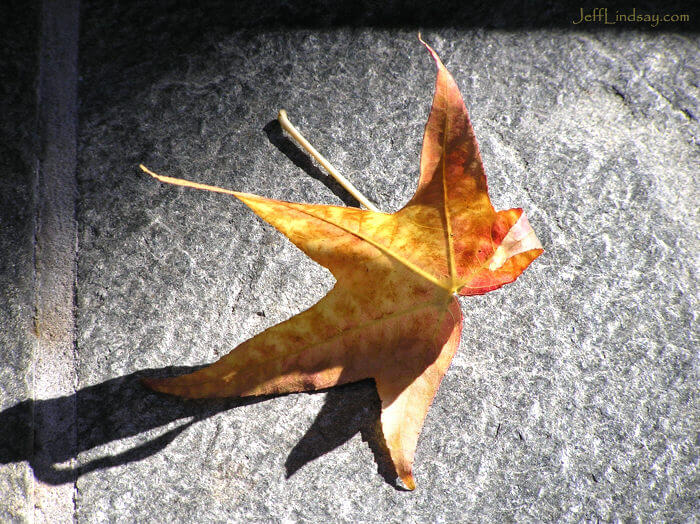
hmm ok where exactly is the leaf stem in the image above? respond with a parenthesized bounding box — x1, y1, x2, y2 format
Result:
(277, 109, 379, 212)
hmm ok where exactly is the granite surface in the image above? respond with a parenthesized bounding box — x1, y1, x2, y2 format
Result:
(1, 1, 698, 522)
(0, 125, 36, 524)
(0, 2, 40, 521)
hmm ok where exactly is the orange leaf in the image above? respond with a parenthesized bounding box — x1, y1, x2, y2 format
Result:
(140, 39, 542, 490)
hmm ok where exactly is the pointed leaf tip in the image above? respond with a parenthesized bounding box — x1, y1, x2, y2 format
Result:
(417, 35, 443, 70)
(402, 473, 416, 490)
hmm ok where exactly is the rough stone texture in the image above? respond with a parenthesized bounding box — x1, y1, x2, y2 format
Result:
(31, 0, 80, 521)
(0, 126, 36, 524)
(0, 1, 80, 522)
(1, 1, 698, 522)
(0, 3, 39, 521)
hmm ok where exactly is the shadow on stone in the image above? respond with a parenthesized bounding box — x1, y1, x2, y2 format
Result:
(285, 379, 405, 490)
(0, 366, 399, 487)
(263, 119, 362, 208)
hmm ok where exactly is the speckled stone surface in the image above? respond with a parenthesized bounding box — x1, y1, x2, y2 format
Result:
(0, 129, 36, 524)
(1, 2, 698, 522)
(0, 3, 39, 521)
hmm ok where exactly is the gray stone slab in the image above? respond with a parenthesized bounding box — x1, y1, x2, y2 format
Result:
(0, 135, 36, 523)
(1, 1, 79, 521)
(0, 3, 40, 521)
(31, 0, 80, 521)
(69, 9, 699, 524)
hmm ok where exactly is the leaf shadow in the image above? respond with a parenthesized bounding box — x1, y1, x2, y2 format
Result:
(285, 379, 405, 490)
(263, 119, 368, 208)
(0, 366, 402, 488)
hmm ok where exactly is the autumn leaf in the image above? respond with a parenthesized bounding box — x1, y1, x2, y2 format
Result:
(140, 38, 542, 490)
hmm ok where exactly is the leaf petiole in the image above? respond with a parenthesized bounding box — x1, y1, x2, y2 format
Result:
(277, 109, 379, 212)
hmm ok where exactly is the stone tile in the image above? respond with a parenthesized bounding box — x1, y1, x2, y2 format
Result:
(0, 3, 40, 520)
(76, 17, 698, 520)
(2, 2, 697, 521)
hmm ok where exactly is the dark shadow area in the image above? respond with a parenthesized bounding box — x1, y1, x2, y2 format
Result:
(0, 367, 399, 487)
(81, 0, 699, 34)
(0, 1, 39, 251)
(285, 379, 404, 490)
(264, 119, 367, 208)
(79, 0, 699, 122)
(0, 2, 39, 159)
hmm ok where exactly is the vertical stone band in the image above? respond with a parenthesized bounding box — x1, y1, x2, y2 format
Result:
(33, 0, 79, 520)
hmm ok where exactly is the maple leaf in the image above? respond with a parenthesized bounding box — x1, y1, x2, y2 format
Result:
(140, 39, 542, 490)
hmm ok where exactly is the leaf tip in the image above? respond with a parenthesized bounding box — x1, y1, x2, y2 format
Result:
(139, 163, 163, 182)
(401, 473, 416, 491)
(417, 34, 442, 70)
